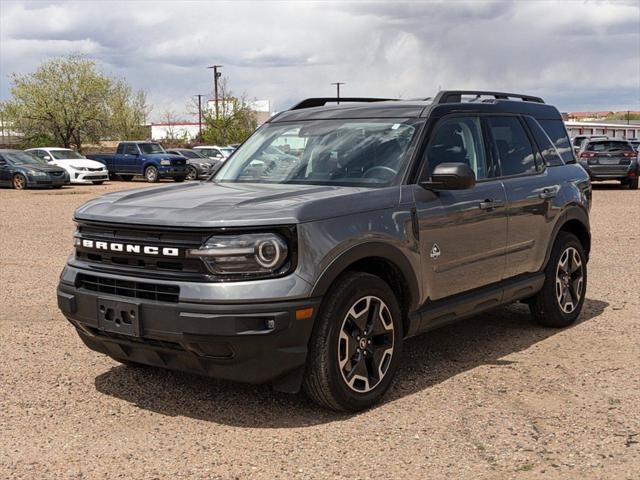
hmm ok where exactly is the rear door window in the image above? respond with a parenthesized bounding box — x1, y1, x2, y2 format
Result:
(124, 144, 139, 155)
(487, 116, 537, 176)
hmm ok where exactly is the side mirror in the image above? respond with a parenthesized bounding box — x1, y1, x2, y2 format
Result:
(420, 162, 476, 190)
(43, 155, 51, 161)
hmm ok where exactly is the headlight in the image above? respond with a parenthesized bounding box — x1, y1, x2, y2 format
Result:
(160, 159, 171, 165)
(71, 165, 88, 171)
(188, 233, 289, 277)
(27, 170, 47, 177)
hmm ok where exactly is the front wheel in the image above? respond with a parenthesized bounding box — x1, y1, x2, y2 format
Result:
(185, 166, 198, 181)
(303, 272, 403, 411)
(144, 166, 159, 183)
(12, 173, 27, 190)
(529, 232, 587, 327)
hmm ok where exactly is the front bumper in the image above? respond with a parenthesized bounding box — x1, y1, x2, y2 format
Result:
(27, 175, 69, 187)
(71, 171, 109, 183)
(57, 274, 320, 391)
(158, 165, 187, 178)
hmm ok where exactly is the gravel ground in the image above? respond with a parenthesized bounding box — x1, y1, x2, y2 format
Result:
(1, 180, 638, 479)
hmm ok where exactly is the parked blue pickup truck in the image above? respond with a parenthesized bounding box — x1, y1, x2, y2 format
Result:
(87, 142, 187, 183)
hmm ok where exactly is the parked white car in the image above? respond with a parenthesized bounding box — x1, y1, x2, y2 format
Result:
(26, 148, 109, 184)
(193, 145, 235, 160)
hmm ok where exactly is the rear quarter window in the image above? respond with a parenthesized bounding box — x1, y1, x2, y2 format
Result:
(539, 119, 575, 164)
(524, 117, 564, 167)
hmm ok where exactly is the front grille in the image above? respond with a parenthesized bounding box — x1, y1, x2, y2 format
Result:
(77, 273, 180, 303)
(88, 167, 104, 172)
(75, 221, 211, 279)
(49, 171, 65, 177)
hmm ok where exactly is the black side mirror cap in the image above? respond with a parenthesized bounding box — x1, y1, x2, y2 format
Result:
(420, 162, 476, 190)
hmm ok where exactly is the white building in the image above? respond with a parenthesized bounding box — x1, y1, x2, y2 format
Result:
(150, 122, 202, 142)
(564, 121, 639, 139)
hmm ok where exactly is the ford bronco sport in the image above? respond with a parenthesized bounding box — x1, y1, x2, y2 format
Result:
(57, 91, 591, 411)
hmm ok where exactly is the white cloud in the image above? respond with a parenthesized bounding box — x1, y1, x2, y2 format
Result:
(1, 0, 638, 120)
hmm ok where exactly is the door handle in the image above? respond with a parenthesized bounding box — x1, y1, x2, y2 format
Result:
(479, 199, 504, 210)
(539, 189, 557, 199)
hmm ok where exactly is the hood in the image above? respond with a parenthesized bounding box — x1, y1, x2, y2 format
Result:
(188, 158, 220, 165)
(75, 181, 400, 227)
(51, 158, 106, 169)
(144, 153, 184, 160)
(19, 163, 66, 173)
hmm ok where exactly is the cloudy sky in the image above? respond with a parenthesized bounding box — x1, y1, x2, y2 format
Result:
(1, 0, 639, 122)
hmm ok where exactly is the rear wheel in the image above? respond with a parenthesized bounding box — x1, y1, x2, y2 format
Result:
(186, 166, 198, 180)
(529, 232, 587, 327)
(144, 166, 159, 183)
(303, 272, 403, 411)
(629, 177, 639, 190)
(12, 173, 27, 190)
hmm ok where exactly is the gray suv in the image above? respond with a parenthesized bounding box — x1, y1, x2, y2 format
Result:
(57, 91, 592, 411)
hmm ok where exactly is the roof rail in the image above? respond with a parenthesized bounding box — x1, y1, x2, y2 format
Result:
(433, 90, 545, 104)
(289, 97, 397, 110)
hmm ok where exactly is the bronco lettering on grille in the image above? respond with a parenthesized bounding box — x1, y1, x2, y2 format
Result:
(75, 238, 180, 257)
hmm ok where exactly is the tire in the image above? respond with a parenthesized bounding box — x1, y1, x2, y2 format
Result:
(186, 166, 198, 181)
(629, 177, 639, 190)
(92, 181, 105, 185)
(12, 173, 27, 190)
(144, 166, 159, 183)
(119, 175, 133, 182)
(303, 272, 403, 412)
(173, 176, 186, 182)
(529, 232, 587, 328)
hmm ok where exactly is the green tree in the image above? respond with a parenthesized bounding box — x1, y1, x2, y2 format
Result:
(4, 54, 150, 149)
(201, 78, 258, 145)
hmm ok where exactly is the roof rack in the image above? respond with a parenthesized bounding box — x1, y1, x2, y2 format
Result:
(433, 90, 545, 104)
(289, 97, 397, 110)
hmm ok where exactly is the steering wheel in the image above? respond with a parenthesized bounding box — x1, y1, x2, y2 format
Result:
(363, 165, 397, 180)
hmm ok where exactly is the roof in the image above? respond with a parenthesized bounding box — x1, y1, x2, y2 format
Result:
(26, 147, 73, 151)
(271, 91, 560, 123)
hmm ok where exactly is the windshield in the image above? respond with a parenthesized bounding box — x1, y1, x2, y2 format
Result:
(51, 150, 85, 160)
(197, 148, 222, 157)
(5, 152, 46, 165)
(214, 119, 423, 187)
(220, 147, 235, 156)
(139, 143, 165, 154)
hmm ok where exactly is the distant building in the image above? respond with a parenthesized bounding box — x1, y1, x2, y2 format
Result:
(565, 121, 640, 139)
(151, 98, 273, 141)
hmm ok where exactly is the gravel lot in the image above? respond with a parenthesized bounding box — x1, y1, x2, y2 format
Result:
(1, 180, 638, 479)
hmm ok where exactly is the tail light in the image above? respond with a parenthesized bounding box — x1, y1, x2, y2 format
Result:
(623, 151, 637, 158)
(580, 152, 596, 158)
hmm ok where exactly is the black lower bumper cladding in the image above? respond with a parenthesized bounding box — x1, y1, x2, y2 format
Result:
(58, 283, 320, 391)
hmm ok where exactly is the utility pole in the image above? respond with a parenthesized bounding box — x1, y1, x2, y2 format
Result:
(331, 82, 345, 104)
(627, 110, 630, 125)
(194, 94, 204, 141)
(208, 65, 223, 119)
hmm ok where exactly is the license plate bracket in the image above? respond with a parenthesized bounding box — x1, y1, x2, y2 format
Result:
(97, 298, 141, 337)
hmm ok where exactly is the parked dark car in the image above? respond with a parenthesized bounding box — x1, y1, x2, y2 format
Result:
(0, 149, 69, 189)
(58, 91, 591, 411)
(577, 138, 639, 189)
(166, 149, 222, 180)
(572, 134, 607, 155)
(87, 142, 187, 183)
